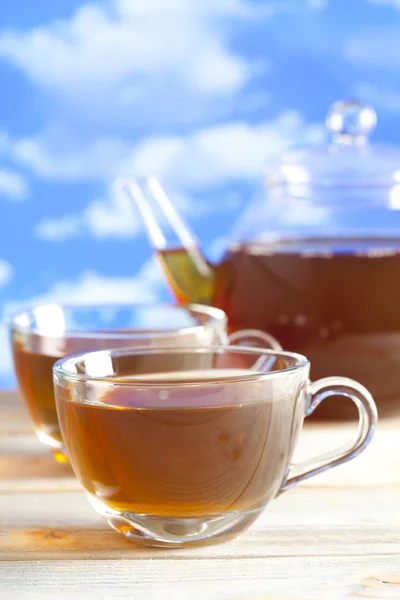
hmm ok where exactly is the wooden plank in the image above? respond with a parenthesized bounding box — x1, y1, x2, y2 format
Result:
(0, 486, 399, 561)
(294, 424, 400, 487)
(1, 556, 400, 600)
(0, 391, 31, 435)
(0, 404, 79, 491)
(0, 454, 78, 493)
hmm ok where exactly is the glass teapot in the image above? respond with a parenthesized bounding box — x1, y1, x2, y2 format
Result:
(123, 100, 400, 418)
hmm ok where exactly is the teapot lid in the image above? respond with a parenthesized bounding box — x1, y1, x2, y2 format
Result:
(268, 100, 400, 188)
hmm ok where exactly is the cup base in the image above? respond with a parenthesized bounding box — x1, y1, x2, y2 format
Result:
(88, 495, 263, 547)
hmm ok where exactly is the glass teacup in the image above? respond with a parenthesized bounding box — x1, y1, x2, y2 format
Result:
(53, 345, 377, 547)
(10, 303, 279, 462)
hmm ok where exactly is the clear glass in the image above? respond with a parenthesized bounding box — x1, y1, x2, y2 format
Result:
(10, 303, 278, 463)
(54, 346, 377, 548)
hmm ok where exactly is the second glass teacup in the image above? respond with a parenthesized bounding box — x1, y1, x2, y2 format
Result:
(10, 302, 279, 462)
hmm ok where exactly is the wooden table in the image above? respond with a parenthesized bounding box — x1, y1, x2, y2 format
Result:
(0, 392, 399, 599)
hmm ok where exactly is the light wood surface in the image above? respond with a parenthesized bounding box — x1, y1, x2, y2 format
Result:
(0, 391, 399, 599)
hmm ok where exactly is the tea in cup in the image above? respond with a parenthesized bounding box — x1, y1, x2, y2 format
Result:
(53, 345, 377, 547)
(10, 303, 278, 462)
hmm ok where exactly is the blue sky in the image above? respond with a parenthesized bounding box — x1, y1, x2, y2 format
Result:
(2, 0, 400, 386)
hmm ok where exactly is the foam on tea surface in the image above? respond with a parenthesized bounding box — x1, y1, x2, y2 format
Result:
(126, 368, 260, 382)
(98, 368, 276, 410)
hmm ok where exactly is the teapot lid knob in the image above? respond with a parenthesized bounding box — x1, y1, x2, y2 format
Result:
(326, 100, 377, 145)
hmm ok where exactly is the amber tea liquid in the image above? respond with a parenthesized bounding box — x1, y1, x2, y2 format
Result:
(12, 344, 65, 459)
(213, 239, 400, 417)
(157, 247, 214, 304)
(56, 369, 294, 518)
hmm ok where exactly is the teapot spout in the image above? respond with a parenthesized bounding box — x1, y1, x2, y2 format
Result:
(120, 177, 214, 304)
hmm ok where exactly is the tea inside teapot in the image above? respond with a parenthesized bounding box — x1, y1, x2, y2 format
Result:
(213, 236, 400, 419)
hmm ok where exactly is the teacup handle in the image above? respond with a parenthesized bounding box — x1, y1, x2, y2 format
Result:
(228, 329, 282, 350)
(279, 377, 378, 495)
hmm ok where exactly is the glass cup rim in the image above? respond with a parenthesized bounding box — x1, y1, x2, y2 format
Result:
(9, 302, 227, 340)
(53, 345, 310, 388)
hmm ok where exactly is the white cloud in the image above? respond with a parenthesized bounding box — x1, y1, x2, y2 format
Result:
(20, 110, 321, 188)
(0, 132, 12, 157)
(22, 260, 165, 305)
(0, 0, 258, 128)
(5, 259, 165, 312)
(0, 0, 325, 191)
(0, 0, 251, 94)
(307, 0, 328, 7)
(17, 113, 319, 186)
(84, 185, 141, 239)
(0, 168, 29, 199)
(367, 0, 400, 10)
(13, 126, 130, 182)
(35, 215, 82, 241)
(0, 259, 12, 287)
(354, 82, 400, 113)
(117, 0, 252, 17)
(344, 31, 400, 69)
(36, 183, 141, 241)
(186, 43, 249, 95)
(122, 111, 325, 189)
